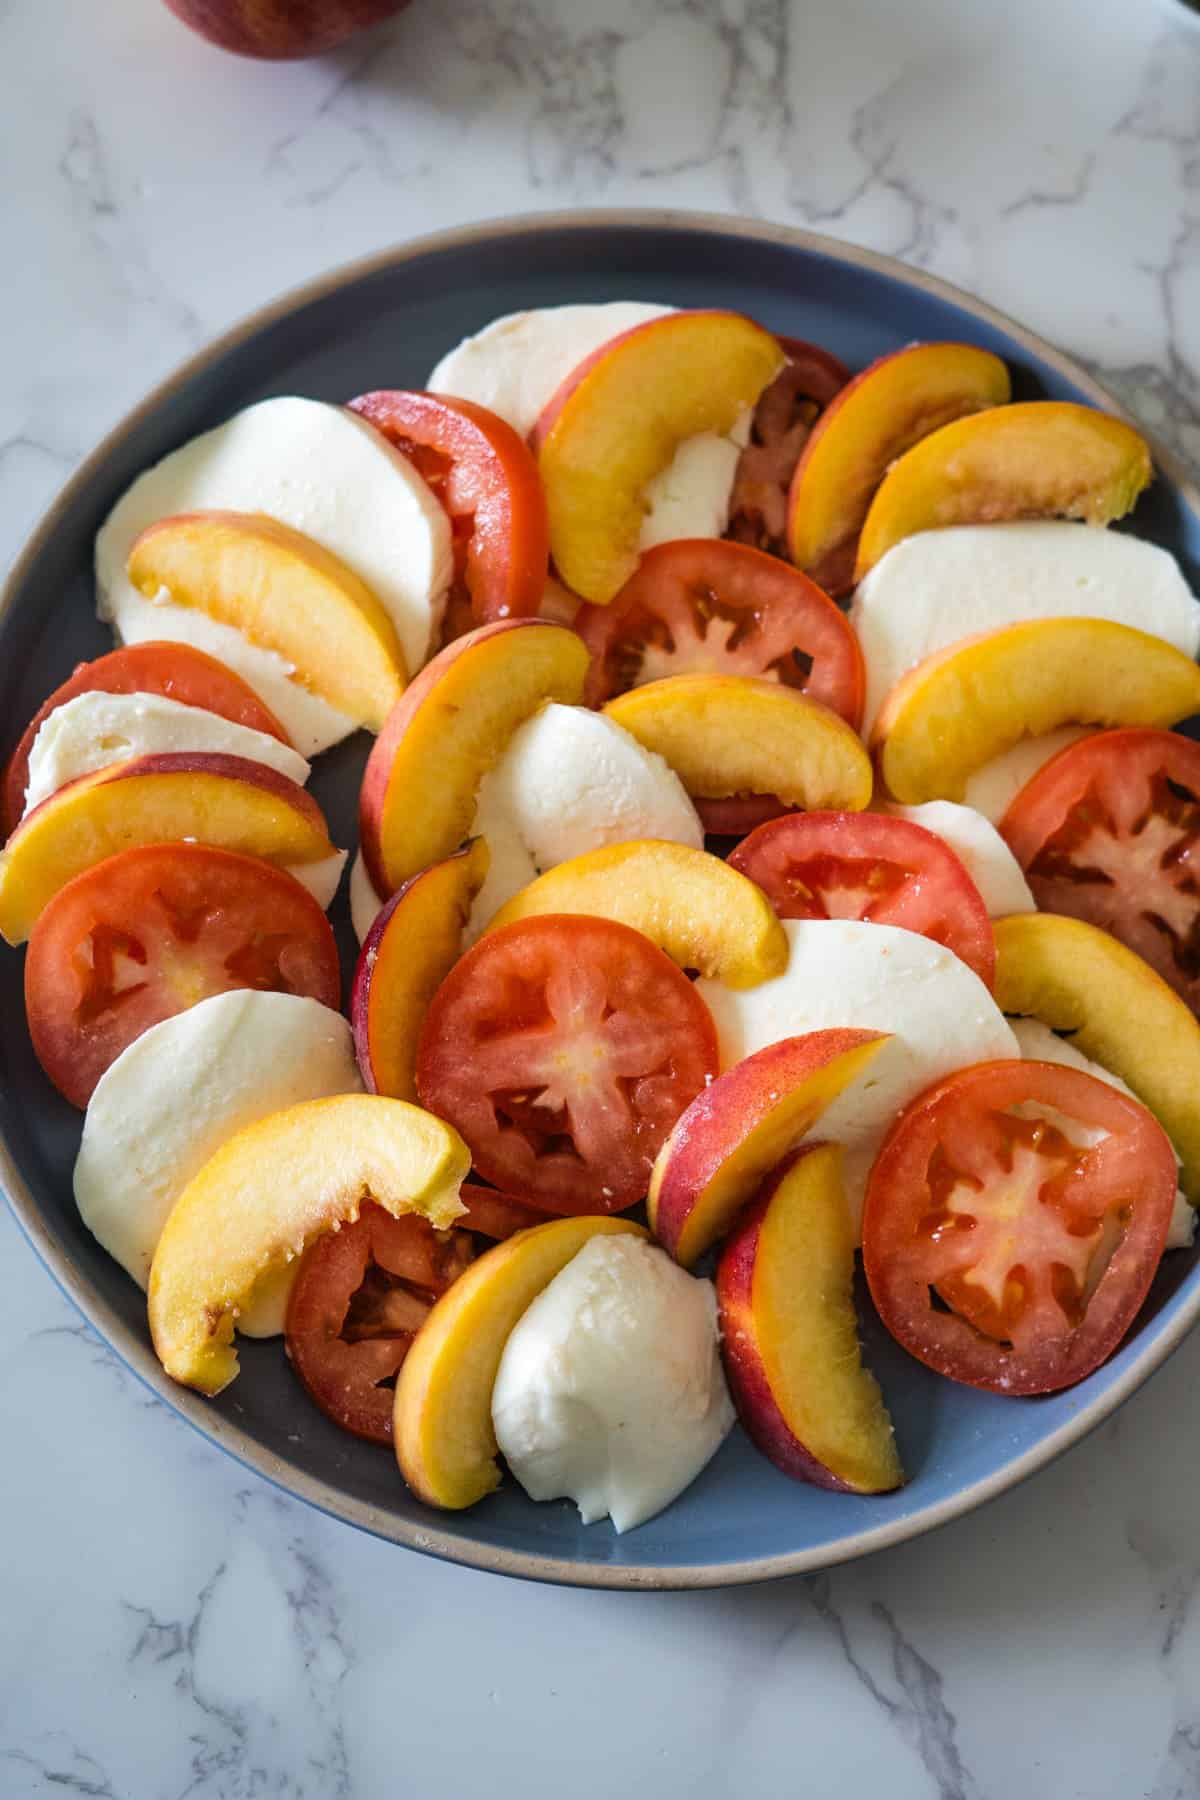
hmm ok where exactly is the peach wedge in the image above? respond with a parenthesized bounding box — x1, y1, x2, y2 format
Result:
(648, 1029, 889, 1267)
(873, 618, 1200, 805)
(787, 342, 1010, 594)
(359, 618, 588, 895)
(0, 752, 337, 945)
(394, 1215, 646, 1510)
(533, 311, 785, 603)
(148, 1095, 469, 1395)
(604, 674, 873, 813)
(128, 510, 407, 731)
(718, 1143, 903, 1493)
(483, 839, 788, 988)
(993, 910, 1200, 1203)
(854, 401, 1152, 580)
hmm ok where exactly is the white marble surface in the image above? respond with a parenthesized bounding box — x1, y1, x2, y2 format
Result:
(3, 1, 1200, 1794)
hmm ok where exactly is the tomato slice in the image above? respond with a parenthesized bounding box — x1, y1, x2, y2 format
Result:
(25, 844, 340, 1107)
(695, 794, 799, 839)
(285, 1204, 476, 1445)
(999, 729, 1200, 1013)
(727, 336, 850, 553)
(416, 914, 719, 1213)
(575, 538, 864, 729)
(862, 1060, 1177, 1395)
(348, 390, 550, 629)
(2, 642, 290, 839)
(456, 1182, 550, 1236)
(728, 810, 996, 985)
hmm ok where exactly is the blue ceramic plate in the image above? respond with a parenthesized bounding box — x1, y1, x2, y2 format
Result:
(4, 212, 1199, 1590)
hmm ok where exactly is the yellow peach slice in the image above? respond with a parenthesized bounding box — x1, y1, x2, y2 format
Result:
(148, 1095, 469, 1395)
(648, 1030, 888, 1267)
(718, 1143, 903, 1493)
(993, 911, 1200, 1203)
(854, 401, 1152, 580)
(394, 1214, 646, 1509)
(534, 311, 785, 603)
(483, 839, 788, 988)
(874, 619, 1200, 805)
(604, 674, 873, 812)
(359, 619, 588, 895)
(787, 343, 1011, 594)
(128, 510, 408, 731)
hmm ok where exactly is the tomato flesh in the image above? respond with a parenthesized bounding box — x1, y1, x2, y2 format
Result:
(416, 915, 718, 1213)
(25, 844, 340, 1107)
(348, 390, 550, 630)
(727, 336, 850, 553)
(1000, 729, 1200, 1014)
(863, 1060, 1177, 1395)
(728, 810, 996, 986)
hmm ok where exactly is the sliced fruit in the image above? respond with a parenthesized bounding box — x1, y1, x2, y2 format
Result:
(0, 752, 337, 945)
(127, 510, 407, 731)
(358, 619, 588, 895)
(352, 839, 490, 1103)
(873, 619, 1200, 805)
(648, 1029, 888, 1267)
(148, 1094, 469, 1395)
(854, 401, 1153, 581)
(787, 342, 1011, 594)
(993, 910, 1200, 1202)
(482, 839, 788, 988)
(604, 674, 873, 813)
(717, 1144, 903, 1491)
(393, 1214, 646, 1509)
(533, 311, 785, 603)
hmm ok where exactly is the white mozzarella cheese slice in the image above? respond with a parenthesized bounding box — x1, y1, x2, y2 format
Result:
(884, 800, 1036, 916)
(962, 727, 1095, 826)
(852, 522, 1200, 740)
(74, 991, 362, 1328)
(350, 847, 385, 945)
(696, 919, 1019, 1239)
(638, 430, 744, 551)
(286, 850, 347, 912)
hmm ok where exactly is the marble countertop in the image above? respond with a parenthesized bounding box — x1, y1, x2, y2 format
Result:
(4, 1, 1200, 1794)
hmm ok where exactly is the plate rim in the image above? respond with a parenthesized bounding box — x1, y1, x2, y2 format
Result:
(4, 206, 1200, 1591)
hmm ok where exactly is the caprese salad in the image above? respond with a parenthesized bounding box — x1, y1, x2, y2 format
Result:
(4, 297, 1200, 1533)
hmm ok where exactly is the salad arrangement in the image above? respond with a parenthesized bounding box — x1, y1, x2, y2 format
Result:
(4, 298, 1200, 1533)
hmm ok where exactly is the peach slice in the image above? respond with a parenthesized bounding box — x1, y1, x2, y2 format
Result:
(127, 510, 408, 731)
(352, 838, 490, 1103)
(393, 1214, 646, 1509)
(533, 311, 785, 604)
(787, 343, 1011, 594)
(604, 675, 873, 812)
(854, 401, 1152, 580)
(358, 619, 588, 895)
(717, 1143, 903, 1493)
(148, 1094, 469, 1396)
(874, 619, 1200, 806)
(993, 910, 1200, 1203)
(648, 1029, 888, 1267)
(482, 839, 788, 988)
(0, 752, 336, 945)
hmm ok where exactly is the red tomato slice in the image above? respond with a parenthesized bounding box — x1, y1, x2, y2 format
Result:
(727, 336, 850, 553)
(456, 1182, 552, 1236)
(695, 794, 799, 838)
(348, 390, 550, 629)
(862, 1060, 1177, 1395)
(1000, 729, 1200, 1013)
(25, 844, 340, 1107)
(416, 915, 719, 1213)
(728, 810, 996, 986)
(285, 1204, 476, 1446)
(575, 538, 864, 728)
(2, 642, 290, 840)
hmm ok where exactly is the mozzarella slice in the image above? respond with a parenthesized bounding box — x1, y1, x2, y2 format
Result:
(22, 690, 310, 817)
(884, 800, 1035, 916)
(697, 919, 1019, 1238)
(962, 727, 1095, 826)
(350, 847, 385, 944)
(852, 522, 1200, 739)
(74, 991, 362, 1321)
(492, 1234, 734, 1533)
(96, 397, 454, 754)
(286, 850, 347, 912)
(638, 430, 745, 552)
(1011, 1018, 1194, 1250)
